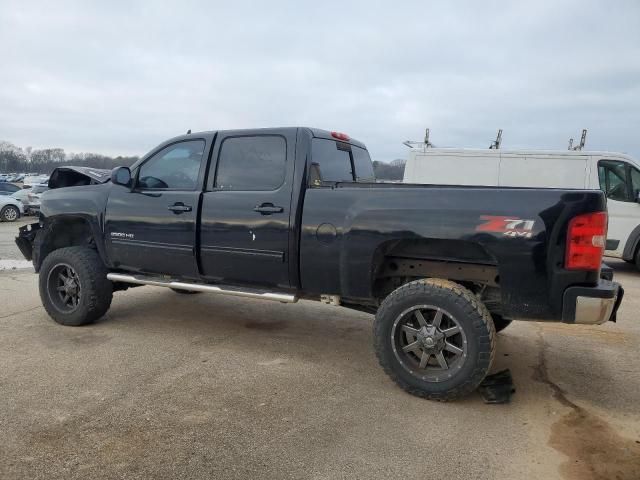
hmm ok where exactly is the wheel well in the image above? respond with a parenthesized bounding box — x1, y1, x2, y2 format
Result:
(36, 218, 97, 270)
(1, 203, 21, 212)
(622, 224, 640, 261)
(371, 239, 499, 300)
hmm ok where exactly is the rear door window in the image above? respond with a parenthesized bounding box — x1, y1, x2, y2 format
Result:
(214, 135, 286, 191)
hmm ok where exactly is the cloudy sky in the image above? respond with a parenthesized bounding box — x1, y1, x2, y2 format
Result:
(1, 1, 639, 161)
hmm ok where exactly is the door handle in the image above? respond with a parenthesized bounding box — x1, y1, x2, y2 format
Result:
(168, 202, 192, 213)
(254, 203, 284, 215)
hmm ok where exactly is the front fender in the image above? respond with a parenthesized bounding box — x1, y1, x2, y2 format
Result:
(25, 184, 112, 271)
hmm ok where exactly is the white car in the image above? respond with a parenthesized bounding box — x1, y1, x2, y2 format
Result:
(22, 175, 49, 187)
(403, 145, 640, 268)
(23, 183, 49, 213)
(0, 195, 24, 222)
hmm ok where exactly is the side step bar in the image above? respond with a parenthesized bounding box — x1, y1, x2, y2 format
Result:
(106, 273, 298, 303)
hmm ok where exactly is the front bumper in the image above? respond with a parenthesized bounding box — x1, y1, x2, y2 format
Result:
(15, 222, 40, 261)
(562, 280, 623, 325)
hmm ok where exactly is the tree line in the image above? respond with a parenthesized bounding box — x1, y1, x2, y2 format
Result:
(372, 159, 405, 180)
(1, 140, 406, 180)
(0, 141, 138, 174)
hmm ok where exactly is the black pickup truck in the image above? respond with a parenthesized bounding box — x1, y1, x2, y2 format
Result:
(16, 127, 622, 400)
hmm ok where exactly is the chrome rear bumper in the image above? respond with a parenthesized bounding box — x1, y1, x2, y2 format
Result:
(563, 280, 623, 325)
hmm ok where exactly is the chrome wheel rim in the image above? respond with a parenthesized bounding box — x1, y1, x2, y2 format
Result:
(391, 305, 468, 382)
(4, 207, 17, 221)
(47, 263, 81, 313)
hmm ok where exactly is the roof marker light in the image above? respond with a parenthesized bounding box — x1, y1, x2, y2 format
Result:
(331, 131, 350, 141)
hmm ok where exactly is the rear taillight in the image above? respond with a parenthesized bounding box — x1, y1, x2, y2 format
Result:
(565, 211, 607, 271)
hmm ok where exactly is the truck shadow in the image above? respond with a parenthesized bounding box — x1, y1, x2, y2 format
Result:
(605, 258, 637, 274)
(99, 287, 552, 406)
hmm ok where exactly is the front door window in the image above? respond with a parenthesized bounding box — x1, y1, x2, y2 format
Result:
(598, 161, 631, 202)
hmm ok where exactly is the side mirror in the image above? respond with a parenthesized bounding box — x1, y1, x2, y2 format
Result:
(111, 166, 132, 187)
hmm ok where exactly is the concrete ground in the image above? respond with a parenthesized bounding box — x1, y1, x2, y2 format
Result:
(0, 226, 638, 479)
(0, 217, 34, 268)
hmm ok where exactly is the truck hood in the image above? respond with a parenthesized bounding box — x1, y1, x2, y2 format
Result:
(48, 166, 111, 189)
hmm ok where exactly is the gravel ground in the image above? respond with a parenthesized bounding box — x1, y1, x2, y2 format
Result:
(0, 227, 638, 479)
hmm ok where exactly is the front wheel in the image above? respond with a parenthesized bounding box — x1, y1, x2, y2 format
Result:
(1, 205, 20, 222)
(374, 279, 496, 401)
(39, 247, 113, 326)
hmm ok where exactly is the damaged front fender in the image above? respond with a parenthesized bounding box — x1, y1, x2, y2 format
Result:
(15, 222, 41, 262)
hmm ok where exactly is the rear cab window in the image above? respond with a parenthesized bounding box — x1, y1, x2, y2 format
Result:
(310, 138, 375, 185)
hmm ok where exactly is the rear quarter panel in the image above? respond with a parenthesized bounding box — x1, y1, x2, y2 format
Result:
(300, 184, 605, 320)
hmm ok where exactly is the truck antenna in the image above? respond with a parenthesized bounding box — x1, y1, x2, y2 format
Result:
(568, 129, 587, 150)
(489, 129, 503, 149)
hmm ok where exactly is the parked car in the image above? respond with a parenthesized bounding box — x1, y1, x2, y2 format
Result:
(22, 175, 49, 187)
(11, 183, 48, 214)
(10, 187, 31, 207)
(16, 127, 623, 401)
(403, 146, 640, 269)
(0, 182, 21, 195)
(26, 183, 49, 213)
(0, 195, 24, 222)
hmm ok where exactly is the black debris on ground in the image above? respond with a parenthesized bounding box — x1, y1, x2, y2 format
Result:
(478, 369, 516, 404)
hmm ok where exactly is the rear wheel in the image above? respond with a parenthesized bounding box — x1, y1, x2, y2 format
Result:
(39, 247, 113, 326)
(374, 279, 496, 401)
(1, 205, 20, 222)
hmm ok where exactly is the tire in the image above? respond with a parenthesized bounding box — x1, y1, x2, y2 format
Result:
(491, 314, 513, 333)
(39, 247, 113, 326)
(635, 249, 640, 271)
(171, 288, 202, 294)
(374, 278, 496, 401)
(1, 205, 20, 222)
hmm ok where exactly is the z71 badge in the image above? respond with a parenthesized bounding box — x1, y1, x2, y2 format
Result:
(476, 215, 536, 238)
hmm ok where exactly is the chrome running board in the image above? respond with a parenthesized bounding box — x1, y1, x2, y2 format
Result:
(106, 273, 298, 303)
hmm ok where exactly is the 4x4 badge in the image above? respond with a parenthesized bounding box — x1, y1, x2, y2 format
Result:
(476, 215, 535, 238)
